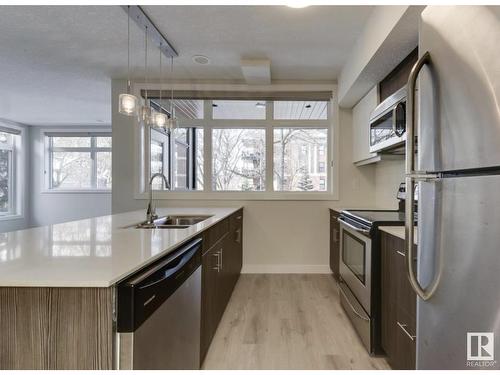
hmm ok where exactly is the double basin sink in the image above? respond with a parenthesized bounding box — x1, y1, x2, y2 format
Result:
(134, 215, 213, 229)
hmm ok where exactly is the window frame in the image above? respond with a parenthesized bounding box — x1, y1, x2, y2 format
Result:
(135, 85, 339, 201)
(0, 134, 15, 217)
(0, 123, 25, 221)
(43, 129, 112, 193)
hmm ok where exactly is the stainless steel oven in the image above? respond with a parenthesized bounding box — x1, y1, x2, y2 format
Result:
(338, 214, 374, 354)
(338, 218, 372, 314)
(369, 86, 407, 153)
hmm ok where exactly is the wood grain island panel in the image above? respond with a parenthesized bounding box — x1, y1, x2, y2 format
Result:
(0, 287, 113, 370)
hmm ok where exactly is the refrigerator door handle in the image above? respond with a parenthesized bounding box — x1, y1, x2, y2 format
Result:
(406, 51, 441, 301)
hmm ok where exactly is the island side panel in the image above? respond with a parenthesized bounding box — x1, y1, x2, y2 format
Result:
(0, 287, 114, 370)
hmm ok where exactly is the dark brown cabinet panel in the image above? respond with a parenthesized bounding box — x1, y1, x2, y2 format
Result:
(329, 209, 341, 280)
(201, 244, 221, 361)
(380, 232, 417, 370)
(200, 210, 243, 364)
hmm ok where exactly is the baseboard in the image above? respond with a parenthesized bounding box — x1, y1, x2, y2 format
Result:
(241, 264, 332, 274)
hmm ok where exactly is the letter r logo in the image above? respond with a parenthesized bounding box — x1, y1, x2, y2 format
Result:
(467, 332, 494, 361)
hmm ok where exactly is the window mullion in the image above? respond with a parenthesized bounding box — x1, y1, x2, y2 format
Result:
(204, 125, 212, 192)
(91, 136, 97, 189)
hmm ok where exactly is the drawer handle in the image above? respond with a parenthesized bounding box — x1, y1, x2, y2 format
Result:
(236, 215, 242, 220)
(397, 321, 416, 341)
(339, 285, 370, 322)
(212, 252, 220, 272)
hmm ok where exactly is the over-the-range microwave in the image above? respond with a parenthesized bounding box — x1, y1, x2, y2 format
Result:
(369, 86, 407, 154)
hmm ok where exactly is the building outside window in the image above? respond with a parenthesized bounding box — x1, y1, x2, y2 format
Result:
(46, 133, 112, 191)
(142, 96, 333, 197)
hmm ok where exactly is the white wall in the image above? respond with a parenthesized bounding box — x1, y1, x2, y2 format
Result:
(112, 79, 380, 273)
(374, 159, 405, 209)
(28, 126, 111, 227)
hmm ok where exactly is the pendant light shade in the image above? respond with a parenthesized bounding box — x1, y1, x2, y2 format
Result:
(119, 6, 139, 117)
(152, 111, 167, 128)
(119, 93, 138, 116)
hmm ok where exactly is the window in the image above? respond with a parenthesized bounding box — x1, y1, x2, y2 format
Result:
(149, 127, 203, 191)
(47, 133, 112, 190)
(0, 131, 15, 215)
(212, 128, 265, 191)
(273, 128, 328, 191)
(141, 95, 333, 198)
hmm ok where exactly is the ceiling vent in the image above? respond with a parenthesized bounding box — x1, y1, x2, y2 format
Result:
(240, 59, 271, 85)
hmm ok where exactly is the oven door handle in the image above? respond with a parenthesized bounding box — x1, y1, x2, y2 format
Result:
(339, 283, 370, 321)
(338, 217, 370, 234)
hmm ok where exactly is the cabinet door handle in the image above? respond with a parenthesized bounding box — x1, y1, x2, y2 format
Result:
(212, 252, 220, 272)
(219, 249, 223, 270)
(396, 250, 406, 257)
(236, 215, 242, 220)
(236, 228, 242, 244)
(397, 321, 416, 341)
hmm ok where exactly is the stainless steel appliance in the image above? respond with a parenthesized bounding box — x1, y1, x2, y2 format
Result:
(405, 6, 500, 370)
(116, 238, 202, 370)
(369, 86, 407, 153)
(338, 209, 408, 354)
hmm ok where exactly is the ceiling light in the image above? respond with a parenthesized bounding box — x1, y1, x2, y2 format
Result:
(192, 55, 210, 65)
(119, 6, 138, 117)
(152, 43, 167, 128)
(165, 56, 178, 129)
(286, 2, 310, 8)
(255, 102, 266, 109)
(139, 26, 154, 125)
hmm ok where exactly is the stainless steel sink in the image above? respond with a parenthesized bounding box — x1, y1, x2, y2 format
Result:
(133, 215, 213, 229)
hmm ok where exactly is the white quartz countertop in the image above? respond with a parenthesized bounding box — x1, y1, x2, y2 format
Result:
(0, 207, 241, 288)
(379, 226, 418, 245)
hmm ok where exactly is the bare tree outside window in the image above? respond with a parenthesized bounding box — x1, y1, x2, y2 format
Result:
(49, 135, 112, 190)
(273, 128, 328, 191)
(212, 128, 265, 191)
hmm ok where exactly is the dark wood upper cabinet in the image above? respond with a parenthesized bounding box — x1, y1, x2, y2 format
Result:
(379, 48, 418, 102)
(380, 231, 417, 370)
(329, 209, 341, 281)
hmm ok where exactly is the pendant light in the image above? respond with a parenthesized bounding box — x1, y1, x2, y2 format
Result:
(152, 44, 167, 128)
(118, 6, 138, 116)
(139, 25, 152, 124)
(165, 56, 178, 129)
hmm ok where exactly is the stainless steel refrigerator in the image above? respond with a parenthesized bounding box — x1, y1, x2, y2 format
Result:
(404, 6, 500, 370)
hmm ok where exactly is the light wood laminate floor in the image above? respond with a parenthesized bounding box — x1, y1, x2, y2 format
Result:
(202, 274, 390, 370)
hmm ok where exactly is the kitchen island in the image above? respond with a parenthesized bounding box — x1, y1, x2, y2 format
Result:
(0, 207, 243, 370)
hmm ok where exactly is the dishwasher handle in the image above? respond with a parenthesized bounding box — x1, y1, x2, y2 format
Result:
(138, 246, 198, 290)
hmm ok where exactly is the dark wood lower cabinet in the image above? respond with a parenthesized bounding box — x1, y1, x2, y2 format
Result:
(200, 209, 243, 364)
(381, 232, 417, 370)
(329, 209, 341, 280)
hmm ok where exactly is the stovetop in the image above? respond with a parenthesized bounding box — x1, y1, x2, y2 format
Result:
(340, 209, 417, 232)
(343, 210, 406, 224)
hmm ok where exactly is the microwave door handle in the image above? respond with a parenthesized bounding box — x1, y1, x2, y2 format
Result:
(337, 217, 370, 234)
(406, 51, 441, 301)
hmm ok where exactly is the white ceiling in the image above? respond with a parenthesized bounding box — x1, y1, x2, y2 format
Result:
(0, 5, 374, 125)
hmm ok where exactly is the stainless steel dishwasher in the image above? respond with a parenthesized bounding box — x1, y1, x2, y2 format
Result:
(116, 238, 202, 370)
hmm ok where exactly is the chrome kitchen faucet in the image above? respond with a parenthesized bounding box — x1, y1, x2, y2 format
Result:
(146, 173, 171, 224)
